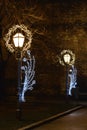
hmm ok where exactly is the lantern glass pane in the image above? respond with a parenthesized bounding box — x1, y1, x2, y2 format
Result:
(13, 33, 25, 47)
(64, 54, 71, 64)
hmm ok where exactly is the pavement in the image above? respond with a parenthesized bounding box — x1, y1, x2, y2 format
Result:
(30, 107, 87, 130)
(18, 105, 83, 130)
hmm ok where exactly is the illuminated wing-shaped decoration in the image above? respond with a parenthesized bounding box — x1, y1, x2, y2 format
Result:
(68, 65, 77, 96)
(20, 50, 36, 102)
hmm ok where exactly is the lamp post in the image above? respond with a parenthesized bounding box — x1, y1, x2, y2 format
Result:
(59, 50, 75, 97)
(13, 33, 25, 120)
(4, 24, 32, 120)
(63, 53, 71, 96)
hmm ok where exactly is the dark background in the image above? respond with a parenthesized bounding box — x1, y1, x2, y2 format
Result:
(0, 0, 87, 101)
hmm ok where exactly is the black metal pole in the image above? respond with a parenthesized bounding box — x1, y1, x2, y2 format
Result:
(16, 51, 22, 120)
(65, 64, 69, 102)
(66, 65, 68, 95)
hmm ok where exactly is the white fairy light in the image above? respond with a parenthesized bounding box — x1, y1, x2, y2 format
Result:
(4, 24, 32, 54)
(20, 50, 36, 102)
(68, 65, 77, 96)
(59, 49, 75, 66)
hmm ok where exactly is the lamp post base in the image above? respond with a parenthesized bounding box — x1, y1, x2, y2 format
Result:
(16, 104, 22, 121)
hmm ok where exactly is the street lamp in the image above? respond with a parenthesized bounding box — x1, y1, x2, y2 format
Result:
(4, 24, 32, 120)
(63, 53, 71, 96)
(59, 50, 75, 97)
(13, 33, 25, 120)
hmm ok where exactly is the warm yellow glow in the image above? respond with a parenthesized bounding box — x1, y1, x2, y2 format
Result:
(13, 33, 25, 47)
(63, 53, 71, 64)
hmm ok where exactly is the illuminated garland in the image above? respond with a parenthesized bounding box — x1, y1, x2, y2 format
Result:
(68, 65, 77, 96)
(4, 24, 32, 53)
(20, 50, 36, 102)
(59, 49, 75, 66)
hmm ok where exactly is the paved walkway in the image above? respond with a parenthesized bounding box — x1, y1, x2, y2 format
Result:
(31, 107, 87, 130)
